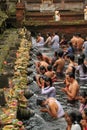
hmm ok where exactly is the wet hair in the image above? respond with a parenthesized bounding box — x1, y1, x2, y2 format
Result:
(40, 66, 46, 72)
(67, 72, 75, 79)
(57, 50, 64, 57)
(80, 91, 87, 104)
(78, 56, 84, 65)
(47, 32, 51, 36)
(36, 97, 46, 106)
(84, 108, 87, 116)
(44, 76, 52, 87)
(36, 52, 42, 57)
(80, 91, 87, 98)
(47, 65, 52, 71)
(76, 33, 81, 37)
(68, 111, 82, 129)
(68, 54, 75, 61)
(80, 53, 85, 60)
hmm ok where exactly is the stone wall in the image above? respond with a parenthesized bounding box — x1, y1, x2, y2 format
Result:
(24, 0, 84, 12)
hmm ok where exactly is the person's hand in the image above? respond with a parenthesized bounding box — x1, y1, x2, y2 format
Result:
(61, 87, 68, 93)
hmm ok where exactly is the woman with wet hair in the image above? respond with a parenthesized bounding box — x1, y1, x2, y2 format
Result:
(65, 110, 82, 130)
(77, 91, 87, 113)
(41, 76, 56, 98)
(80, 108, 87, 130)
(76, 56, 87, 80)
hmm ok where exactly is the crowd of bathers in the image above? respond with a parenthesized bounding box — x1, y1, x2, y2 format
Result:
(32, 31, 87, 130)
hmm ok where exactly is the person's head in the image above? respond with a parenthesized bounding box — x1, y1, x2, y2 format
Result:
(57, 50, 64, 58)
(36, 52, 43, 60)
(67, 72, 75, 82)
(47, 65, 52, 71)
(36, 97, 47, 107)
(82, 108, 87, 120)
(40, 66, 46, 74)
(47, 32, 51, 37)
(65, 110, 82, 125)
(79, 91, 87, 104)
(68, 54, 75, 62)
(44, 76, 52, 87)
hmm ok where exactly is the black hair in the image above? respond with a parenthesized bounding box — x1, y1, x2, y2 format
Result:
(57, 50, 64, 57)
(68, 111, 82, 129)
(68, 54, 75, 61)
(44, 76, 52, 87)
(80, 91, 87, 104)
(36, 52, 42, 57)
(36, 97, 46, 106)
(40, 66, 46, 72)
(68, 72, 75, 79)
(78, 56, 84, 65)
(84, 108, 87, 116)
(47, 65, 52, 71)
(47, 32, 51, 36)
(68, 41, 75, 53)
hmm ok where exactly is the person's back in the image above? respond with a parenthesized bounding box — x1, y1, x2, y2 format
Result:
(71, 35, 78, 48)
(51, 32, 60, 51)
(53, 50, 65, 75)
(36, 33, 44, 46)
(76, 37, 84, 51)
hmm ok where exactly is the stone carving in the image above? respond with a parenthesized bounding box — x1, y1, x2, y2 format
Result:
(84, 6, 87, 20)
(40, 0, 55, 12)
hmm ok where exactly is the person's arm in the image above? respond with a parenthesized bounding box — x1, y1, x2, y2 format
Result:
(64, 85, 78, 99)
(41, 87, 55, 95)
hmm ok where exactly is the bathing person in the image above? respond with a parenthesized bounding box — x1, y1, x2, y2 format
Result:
(65, 54, 78, 74)
(51, 51, 58, 65)
(44, 32, 52, 47)
(76, 91, 87, 113)
(37, 97, 65, 119)
(45, 65, 57, 82)
(64, 41, 75, 56)
(53, 50, 65, 77)
(61, 72, 80, 104)
(34, 66, 47, 88)
(50, 32, 60, 51)
(65, 110, 82, 130)
(36, 33, 44, 46)
(83, 36, 87, 58)
(76, 56, 87, 80)
(70, 33, 78, 50)
(76, 33, 84, 53)
(80, 108, 87, 130)
(41, 76, 56, 98)
(36, 51, 51, 64)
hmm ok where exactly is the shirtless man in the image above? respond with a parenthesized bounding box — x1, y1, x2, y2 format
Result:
(53, 50, 65, 77)
(35, 51, 51, 73)
(36, 61, 49, 74)
(61, 72, 80, 104)
(36, 51, 51, 64)
(66, 54, 78, 74)
(37, 97, 65, 119)
(76, 33, 84, 52)
(70, 34, 78, 50)
(45, 65, 57, 82)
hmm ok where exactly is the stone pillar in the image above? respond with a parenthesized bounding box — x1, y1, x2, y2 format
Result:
(16, 0, 25, 27)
